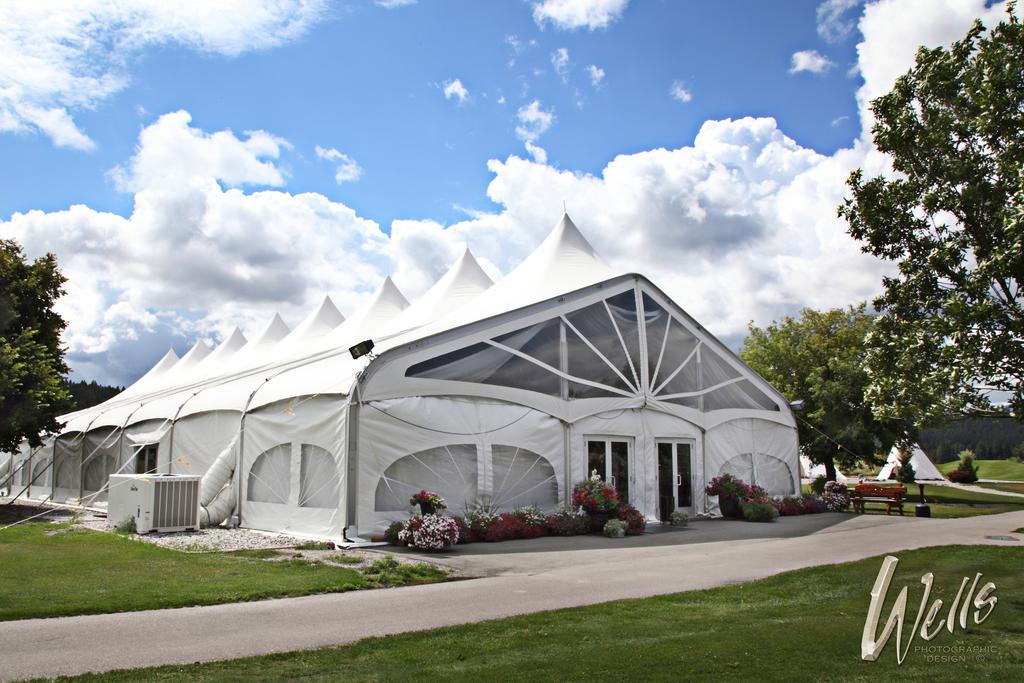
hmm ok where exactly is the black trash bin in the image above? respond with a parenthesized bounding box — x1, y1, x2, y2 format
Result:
(915, 504, 931, 518)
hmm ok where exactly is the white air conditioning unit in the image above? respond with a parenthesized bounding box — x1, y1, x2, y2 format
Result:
(108, 474, 201, 533)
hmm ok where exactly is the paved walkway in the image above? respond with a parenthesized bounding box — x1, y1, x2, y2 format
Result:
(2, 511, 1023, 682)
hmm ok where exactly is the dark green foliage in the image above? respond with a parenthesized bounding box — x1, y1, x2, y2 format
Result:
(921, 415, 1024, 462)
(64, 380, 123, 411)
(741, 501, 779, 523)
(0, 239, 73, 452)
(839, 8, 1024, 423)
(896, 449, 916, 484)
(740, 305, 904, 479)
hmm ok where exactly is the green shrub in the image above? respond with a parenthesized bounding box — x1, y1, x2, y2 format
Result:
(602, 519, 627, 537)
(742, 502, 779, 523)
(810, 475, 828, 495)
(113, 516, 136, 535)
(669, 510, 689, 527)
(896, 449, 917, 484)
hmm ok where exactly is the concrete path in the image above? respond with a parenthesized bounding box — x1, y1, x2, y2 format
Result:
(930, 480, 1024, 499)
(2, 511, 1023, 682)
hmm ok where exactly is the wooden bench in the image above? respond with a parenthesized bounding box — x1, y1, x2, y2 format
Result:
(850, 484, 906, 515)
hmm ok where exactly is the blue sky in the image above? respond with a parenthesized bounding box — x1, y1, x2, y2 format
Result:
(1, 0, 861, 229)
(0, 0, 1006, 385)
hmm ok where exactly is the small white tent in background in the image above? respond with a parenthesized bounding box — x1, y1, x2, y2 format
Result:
(799, 455, 849, 483)
(877, 444, 944, 481)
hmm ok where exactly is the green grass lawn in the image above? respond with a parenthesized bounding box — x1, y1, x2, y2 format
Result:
(937, 458, 1024, 481)
(800, 482, 1024, 517)
(977, 482, 1024, 495)
(55, 545, 1024, 682)
(0, 512, 446, 621)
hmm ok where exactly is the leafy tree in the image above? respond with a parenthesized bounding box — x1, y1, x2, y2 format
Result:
(0, 239, 72, 452)
(839, 7, 1024, 424)
(896, 449, 916, 485)
(740, 304, 905, 480)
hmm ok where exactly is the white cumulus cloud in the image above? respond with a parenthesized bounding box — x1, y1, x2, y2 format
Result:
(532, 0, 629, 30)
(586, 64, 606, 87)
(816, 0, 861, 43)
(0, 0, 326, 150)
(442, 78, 470, 104)
(315, 146, 363, 183)
(789, 49, 835, 74)
(515, 100, 555, 145)
(670, 80, 693, 103)
(551, 47, 571, 83)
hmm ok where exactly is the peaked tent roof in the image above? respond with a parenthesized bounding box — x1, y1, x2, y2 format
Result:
(221, 313, 291, 373)
(878, 444, 944, 481)
(383, 249, 493, 336)
(413, 214, 618, 339)
(191, 328, 247, 375)
(121, 349, 180, 398)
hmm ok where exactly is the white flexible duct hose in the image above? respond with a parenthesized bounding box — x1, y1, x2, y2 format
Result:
(200, 478, 237, 527)
(199, 434, 238, 526)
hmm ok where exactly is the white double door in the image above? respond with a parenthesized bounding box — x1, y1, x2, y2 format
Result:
(657, 440, 694, 517)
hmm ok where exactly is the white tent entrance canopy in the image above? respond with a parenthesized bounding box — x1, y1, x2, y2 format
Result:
(8, 215, 800, 537)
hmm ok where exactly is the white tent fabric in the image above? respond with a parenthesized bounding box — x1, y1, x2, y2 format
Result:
(799, 455, 849, 482)
(29, 214, 801, 536)
(878, 444, 944, 481)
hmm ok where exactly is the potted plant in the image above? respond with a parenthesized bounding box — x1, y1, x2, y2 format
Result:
(572, 470, 621, 532)
(705, 473, 748, 519)
(602, 518, 628, 538)
(409, 490, 446, 516)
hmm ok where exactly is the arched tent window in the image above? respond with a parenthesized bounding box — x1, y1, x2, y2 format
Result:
(31, 458, 51, 488)
(490, 445, 558, 509)
(299, 444, 340, 509)
(247, 444, 291, 504)
(374, 444, 478, 512)
(719, 452, 794, 497)
(83, 454, 114, 493)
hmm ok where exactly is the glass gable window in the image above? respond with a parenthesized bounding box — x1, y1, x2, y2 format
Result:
(405, 286, 782, 411)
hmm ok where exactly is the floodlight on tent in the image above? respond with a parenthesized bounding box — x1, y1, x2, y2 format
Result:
(789, 399, 806, 411)
(349, 339, 375, 360)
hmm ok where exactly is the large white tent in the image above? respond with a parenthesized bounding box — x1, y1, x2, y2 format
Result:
(877, 444, 944, 481)
(4, 216, 800, 538)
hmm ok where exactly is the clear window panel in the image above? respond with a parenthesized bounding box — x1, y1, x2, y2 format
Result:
(565, 301, 636, 390)
(587, 440, 606, 480)
(566, 327, 632, 395)
(657, 442, 673, 502)
(374, 444, 478, 512)
(653, 320, 700, 394)
(676, 443, 692, 507)
(606, 291, 641, 382)
(493, 319, 561, 368)
(610, 441, 629, 501)
(247, 443, 291, 504)
(490, 445, 559, 510)
(298, 444, 340, 509)
(642, 294, 669, 385)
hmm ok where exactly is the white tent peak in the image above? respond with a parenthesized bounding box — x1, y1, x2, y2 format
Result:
(285, 296, 345, 342)
(252, 313, 291, 347)
(385, 249, 494, 335)
(316, 277, 409, 353)
(204, 328, 248, 363)
(176, 339, 211, 369)
(119, 348, 179, 398)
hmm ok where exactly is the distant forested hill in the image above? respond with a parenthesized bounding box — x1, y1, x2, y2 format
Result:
(64, 380, 122, 411)
(920, 417, 1024, 462)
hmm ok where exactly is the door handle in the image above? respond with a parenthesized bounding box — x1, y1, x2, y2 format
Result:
(676, 474, 682, 486)
(610, 475, 616, 486)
